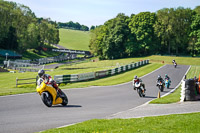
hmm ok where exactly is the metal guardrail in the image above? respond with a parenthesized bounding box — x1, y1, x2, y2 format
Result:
(54, 60, 149, 84)
(16, 77, 37, 87)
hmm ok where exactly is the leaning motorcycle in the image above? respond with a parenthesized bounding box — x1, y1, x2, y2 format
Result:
(174, 62, 177, 68)
(134, 81, 145, 97)
(36, 78, 68, 107)
(157, 80, 164, 92)
(165, 78, 171, 89)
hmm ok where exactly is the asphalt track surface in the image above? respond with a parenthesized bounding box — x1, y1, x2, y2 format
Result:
(0, 64, 190, 133)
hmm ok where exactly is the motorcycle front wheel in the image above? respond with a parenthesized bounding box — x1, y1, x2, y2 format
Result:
(137, 88, 145, 97)
(159, 85, 164, 92)
(41, 92, 53, 107)
(167, 84, 170, 89)
(60, 91, 68, 106)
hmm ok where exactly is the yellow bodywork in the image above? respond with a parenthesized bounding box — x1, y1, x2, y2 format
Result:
(36, 81, 63, 105)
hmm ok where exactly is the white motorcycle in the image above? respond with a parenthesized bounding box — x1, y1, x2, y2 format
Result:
(173, 62, 177, 68)
(134, 81, 145, 97)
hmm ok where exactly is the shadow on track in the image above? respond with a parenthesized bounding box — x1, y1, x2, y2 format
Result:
(52, 105, 82, 108)
(143, 96, 157, 99)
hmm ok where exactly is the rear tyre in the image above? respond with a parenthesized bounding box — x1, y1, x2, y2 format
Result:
(41, 92, 52, 107)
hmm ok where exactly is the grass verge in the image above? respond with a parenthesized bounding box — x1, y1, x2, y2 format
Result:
(150, 86, 182, 104)
(41, 112, 200, 133)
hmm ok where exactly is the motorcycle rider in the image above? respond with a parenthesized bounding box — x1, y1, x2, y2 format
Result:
(164, 74, 171, 83)
(133, 75, 145, 91)
(156, 75, 164, 85)
(172, 59, 177, 66)
(172, 59, 176, 64)
(38, 69, 64, 97)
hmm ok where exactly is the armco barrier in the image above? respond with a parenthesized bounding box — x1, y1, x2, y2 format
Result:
(54, 60, 149, 84)
(54, 75, 71, 84)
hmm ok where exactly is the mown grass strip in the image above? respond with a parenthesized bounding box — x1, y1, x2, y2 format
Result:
(41, 112, 200, 133)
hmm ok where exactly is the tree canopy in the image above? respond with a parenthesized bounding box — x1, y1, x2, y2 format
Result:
(0, 0, 59, 53)
(58, 21, 89, 31)
(90, 6, 200, 59)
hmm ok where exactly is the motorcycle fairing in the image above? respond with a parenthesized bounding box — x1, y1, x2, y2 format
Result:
(36, 81, 63, 105)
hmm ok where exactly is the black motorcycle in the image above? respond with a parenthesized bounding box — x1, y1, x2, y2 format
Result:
(156, 80, 164, 92)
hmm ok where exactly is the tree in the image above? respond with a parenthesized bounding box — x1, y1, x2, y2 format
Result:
(172, 7, 193, 55)
(189, 14, 200, 56)
(0, 0, 60, 52)
(154, 7, 193, 55)
(129, 12, 156, 56)
(81, 25, 89, 31)
(89, 13, 130, 59)
(90, 25, 96, 30)
(194, 6, 200, 15)
(58, 21, 89, 31)
(154, 8, 171, 54)
(89, 25, 107, 57)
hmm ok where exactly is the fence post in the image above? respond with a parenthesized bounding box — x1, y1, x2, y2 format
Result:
(16, 78, 18, 88)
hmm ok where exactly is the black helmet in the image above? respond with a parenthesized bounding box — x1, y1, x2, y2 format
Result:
(38, 69, 45, 77)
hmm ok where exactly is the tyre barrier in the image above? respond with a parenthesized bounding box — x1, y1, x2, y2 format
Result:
(181, 79, 196, 101)
(180, 80, 185, 102)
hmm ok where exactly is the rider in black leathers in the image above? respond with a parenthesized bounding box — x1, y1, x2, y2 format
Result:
(157, 75, 164, 84)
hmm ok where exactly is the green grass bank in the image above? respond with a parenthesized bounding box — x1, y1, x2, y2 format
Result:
(59, 29, 90, 51)
(42, 112, 200, 133)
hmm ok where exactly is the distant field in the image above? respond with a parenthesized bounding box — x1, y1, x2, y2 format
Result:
(59, 29, 90, 51)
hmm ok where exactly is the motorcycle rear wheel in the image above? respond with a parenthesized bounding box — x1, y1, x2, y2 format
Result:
(41, 92, 52, 107)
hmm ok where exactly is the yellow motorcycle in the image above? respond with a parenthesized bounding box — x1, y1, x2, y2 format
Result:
(36, 78, 68, 107)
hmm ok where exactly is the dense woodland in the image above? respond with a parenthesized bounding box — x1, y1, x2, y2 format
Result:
(0, 0, 60, 53)
(1, 0, 200, 59)
(89, 6, 200, 59)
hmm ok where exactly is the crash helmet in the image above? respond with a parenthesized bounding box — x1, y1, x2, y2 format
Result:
(158, 75, 161, 78)
(38, 69, 45, 78)
(134, 75, 138, 79)
(165, 74, 168, 77)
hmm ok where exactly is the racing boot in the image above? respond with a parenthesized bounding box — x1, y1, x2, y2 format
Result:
(57, 88, 64, 98)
